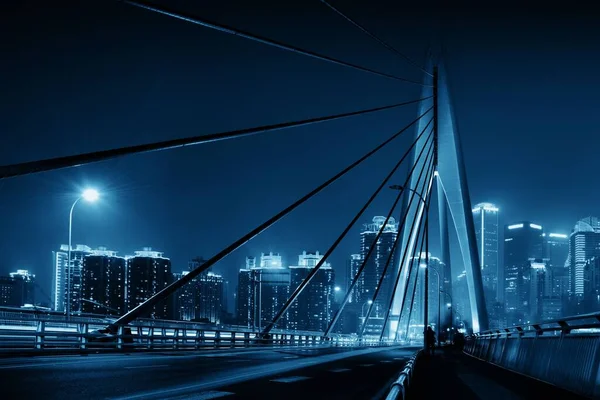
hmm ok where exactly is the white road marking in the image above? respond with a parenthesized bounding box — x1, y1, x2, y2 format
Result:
(283, 356, 299, 359)
(393, 357, 405, 360)
(359, 364, 374, 367)
(270, 376, 311, 383)
(380, 360, 392, 363)
(329, 368, 351, 372)
(125, 364, 170, 369)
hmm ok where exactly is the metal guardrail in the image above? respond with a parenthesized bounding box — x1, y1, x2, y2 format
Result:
(473, 311, 600, 338)
(465, 312, 600, 399)
(0, 315, 401, 352)
(385, 350, 422, 400)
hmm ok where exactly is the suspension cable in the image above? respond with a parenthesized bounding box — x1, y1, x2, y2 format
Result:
(359, 143, 434, 337)
(380, 158, 434, 339)
(0, 97, 431, 179)
(110, 108, 432, 328)
(262, 117, 433, 335)
(395, 163, 434, 341)
(323, 126, 434, 337)
(122, 0, 430, 87)
(401, 212, 428, 341)
(318, 0, 433, 78)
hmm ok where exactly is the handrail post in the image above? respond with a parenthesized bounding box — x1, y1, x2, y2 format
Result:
(79, 323, 88, 350)
(35, 320, 45, 350)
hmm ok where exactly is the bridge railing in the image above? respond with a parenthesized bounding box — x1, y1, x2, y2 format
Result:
(464, 312, 600, 398)
(0, 314, 400, 352)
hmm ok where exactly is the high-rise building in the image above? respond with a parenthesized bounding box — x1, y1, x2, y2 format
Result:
(503, 222, 544, 326)
(0, 270, 35, 307)
(359, 216, 398, 318)
(472, 202, 500, 301)
(288, 251, 334, 332)
(543, 232, 570, 316)
(583, 257, 600, 313)
(126, 248, 173, 319)
(472, 202, 501, 328)
(568, 217, 600, 300)
(52, 244, 92, 313)
(236, 253, 290, 330)
(175, 257, 224, 323)
(81, 248, 126, 315)
(347, 253, 364, 305)
(236, 257, 255, 327)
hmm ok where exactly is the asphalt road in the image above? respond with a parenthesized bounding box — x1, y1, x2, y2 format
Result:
(1, 346, 417, 400)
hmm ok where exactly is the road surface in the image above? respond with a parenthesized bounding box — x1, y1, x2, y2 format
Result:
(1, 346, 417, 399)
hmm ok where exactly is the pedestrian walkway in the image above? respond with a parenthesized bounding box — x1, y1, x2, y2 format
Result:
(409, 347, 588, 399)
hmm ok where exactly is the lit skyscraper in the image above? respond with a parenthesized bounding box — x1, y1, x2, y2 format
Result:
(126, 248, 173, 320)
(81, 248, 126, 315)
(568, 217, 600, 299)
(472, 203, 499, 302)
(288, 251, 334, 332)
(0, 270, 35, 307)
(52, 244, 92, 312)
(236, 253, 290, 330)
(504, 222, 544, 326)
(360, 216, 398, 317)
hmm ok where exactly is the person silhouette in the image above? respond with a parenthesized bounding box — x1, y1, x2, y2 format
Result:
(425, 326, 436, 355)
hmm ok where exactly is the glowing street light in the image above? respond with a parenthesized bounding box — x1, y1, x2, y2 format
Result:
(334, 286, 341, 292)
(66, 188, 99, 320)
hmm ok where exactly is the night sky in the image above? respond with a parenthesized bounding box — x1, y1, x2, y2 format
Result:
(2, 1, 599, 308)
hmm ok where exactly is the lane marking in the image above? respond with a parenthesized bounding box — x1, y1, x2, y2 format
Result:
(283, 356, 299, 359)
(380, 360, 392, 363)
(359, 364, 374, 367)
(225, 359, 248, 363)
(125, 364, 170, 369)
(393, 357, 405, 360)
(270, 376, 311, 383)
(329, 368, 351, 372)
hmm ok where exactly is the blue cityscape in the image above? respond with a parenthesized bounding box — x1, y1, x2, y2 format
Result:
(1, 1, 598, 399)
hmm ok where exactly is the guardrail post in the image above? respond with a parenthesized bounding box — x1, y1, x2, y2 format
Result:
(558, 320, 571, 336)
(79, 323, 88, 350)
(173, 328, 179, 350)
(35, 320, 45, 350)
(243, 332, 250, 347)
(148, 327, 154, 350)
(117, 325, 124, 350)
(161, 328, 167, 347)
(215, 331, 221, 348)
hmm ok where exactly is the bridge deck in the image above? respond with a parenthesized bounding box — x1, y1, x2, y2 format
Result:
(411, 347, 588, 400)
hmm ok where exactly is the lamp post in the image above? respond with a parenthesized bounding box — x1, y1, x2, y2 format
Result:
(390, 184, 428, 349)
(67, 188, 99, 321)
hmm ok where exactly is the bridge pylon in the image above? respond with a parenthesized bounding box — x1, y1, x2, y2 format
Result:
(389, 59, 489, 339)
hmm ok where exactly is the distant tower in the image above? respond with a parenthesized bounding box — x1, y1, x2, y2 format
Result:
(53, 244, 92, 312)
(504, 222, 544, 326)
(126, 248, 173, 319)
(81, 247, 126, 315)
(288, 251, 334, 332)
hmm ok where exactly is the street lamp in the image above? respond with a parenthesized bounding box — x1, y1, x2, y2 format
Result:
(67, 188, 99, 320)
(334, 286, 341, 292)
